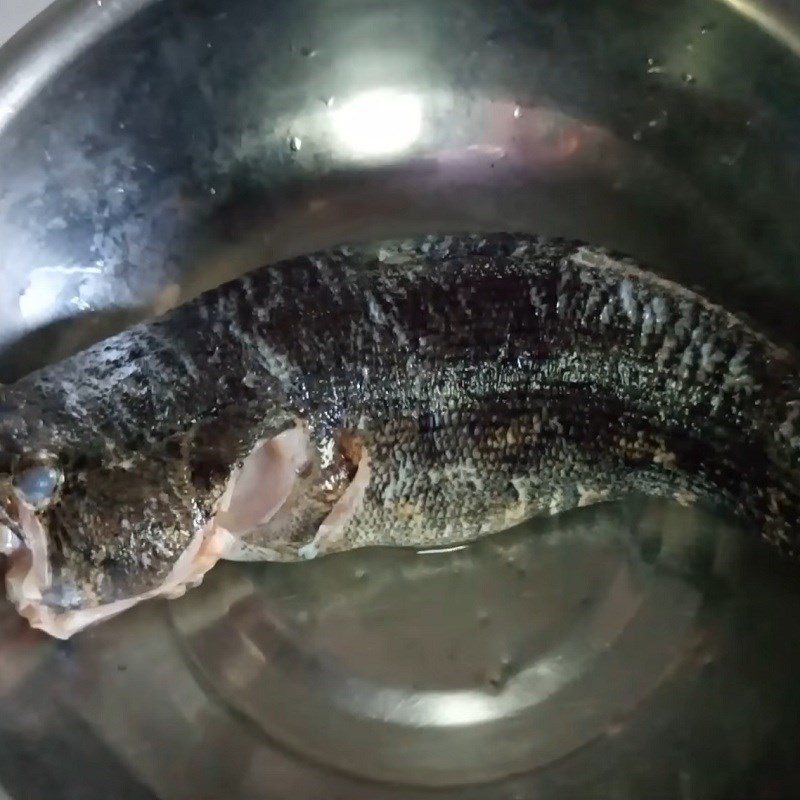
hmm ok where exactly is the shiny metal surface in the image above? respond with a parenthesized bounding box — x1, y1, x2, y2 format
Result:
(2, 0, 800, 797)
(0, 2, 52, 47)
(170, 503, 710, 787)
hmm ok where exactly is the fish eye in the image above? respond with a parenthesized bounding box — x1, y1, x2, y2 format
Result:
(13, 464, 63, 509)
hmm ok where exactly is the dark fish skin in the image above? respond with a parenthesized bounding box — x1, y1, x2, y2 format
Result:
(1, 233, 799, 632)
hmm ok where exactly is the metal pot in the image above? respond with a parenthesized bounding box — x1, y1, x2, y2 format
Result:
(2, 1, 800, 797)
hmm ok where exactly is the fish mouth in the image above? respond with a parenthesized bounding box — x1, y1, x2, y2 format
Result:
(0, 463, 237, 639)
(2, 491, 237, 640)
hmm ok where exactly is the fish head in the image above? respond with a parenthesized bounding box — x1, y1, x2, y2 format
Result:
(0, 408, 230, 638)
(0, 387, 371, 637)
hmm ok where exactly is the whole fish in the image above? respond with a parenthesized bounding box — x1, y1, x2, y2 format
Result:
(0, 234, 798, 638)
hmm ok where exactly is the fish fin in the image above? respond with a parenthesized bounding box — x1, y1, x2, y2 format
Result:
(216, 423, 312, 536)
(299, 445, 371, 559)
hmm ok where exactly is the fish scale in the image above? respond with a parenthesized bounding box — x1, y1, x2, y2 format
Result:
(0, 233, 799, 638)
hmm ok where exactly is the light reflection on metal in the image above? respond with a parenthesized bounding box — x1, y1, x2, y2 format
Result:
(716, 0, 800, 57)
(332, 89, 423, 158)
(327, 562, 683, 729)
(417, 543, 470, 556)
(18, 265, 101, 323)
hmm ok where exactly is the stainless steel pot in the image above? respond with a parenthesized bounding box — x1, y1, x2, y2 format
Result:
(2, 1, 800, 797)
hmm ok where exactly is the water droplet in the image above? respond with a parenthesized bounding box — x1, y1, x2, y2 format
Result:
(300, 46, 317, 58)
(632, 130, 643, 142)
(700, 21, 716, 34)
(323, 96, 335, 108)
(209, 187, 217, 196)
(682, 72, 696, 85)
(700, 652, 716, 669)
(646, 57, 663, 74)
(487, 658, 514, 690)
(289, 136, 302, 152)
(96, 0, 102, 6)
(513, 105, 522, 119)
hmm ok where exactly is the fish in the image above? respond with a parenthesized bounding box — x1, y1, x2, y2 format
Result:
(0, 233, 799, 639)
